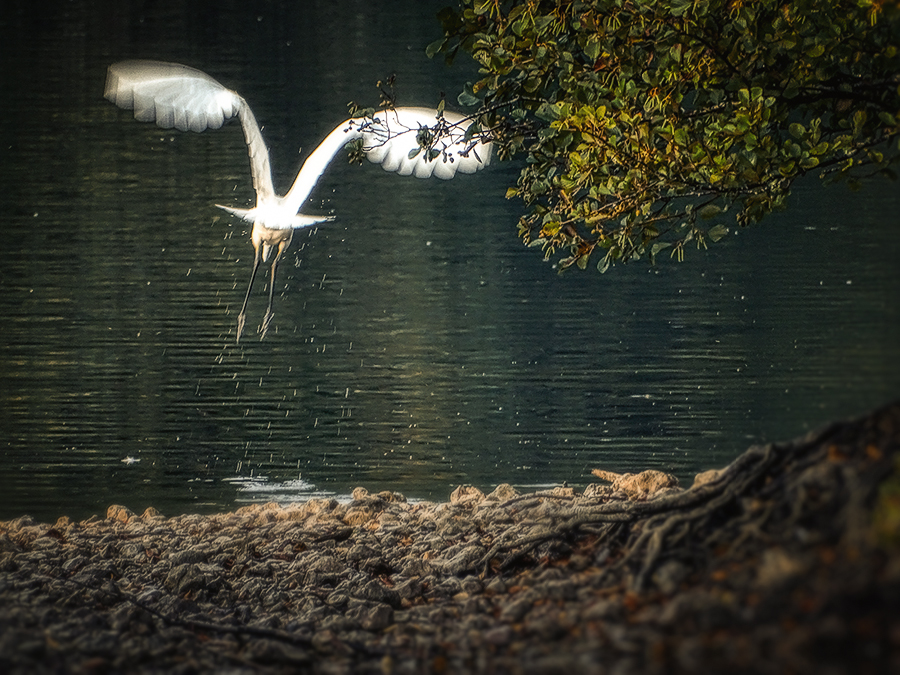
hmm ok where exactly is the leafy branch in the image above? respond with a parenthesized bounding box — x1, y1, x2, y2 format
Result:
(429, 0, 900, 272)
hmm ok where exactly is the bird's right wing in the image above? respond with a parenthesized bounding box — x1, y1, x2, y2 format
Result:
(281, 107, 492, 218)
(104, 60, 276, 204)
(361, 107, 493, 180)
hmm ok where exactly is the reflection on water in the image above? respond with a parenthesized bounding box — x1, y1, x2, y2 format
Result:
(0, 1, 897, 521)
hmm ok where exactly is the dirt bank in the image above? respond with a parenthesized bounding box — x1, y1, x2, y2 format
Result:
(1, 403, 898, 673)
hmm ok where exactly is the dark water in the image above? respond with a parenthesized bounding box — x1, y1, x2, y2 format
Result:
(1, 1, 898, 521)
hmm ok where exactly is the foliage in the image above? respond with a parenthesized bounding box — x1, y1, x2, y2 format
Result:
(428, 0, 900, 271)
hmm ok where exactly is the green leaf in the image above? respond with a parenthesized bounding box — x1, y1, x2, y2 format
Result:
(473, 0, 492, 16)
(533, 15, 554, 35)
(708, 225, 729, 242)
(597, 255, 611, 273)
(524, 76, 542, 93)
(699, 204, 723, 219)
(425, 38, 445, 59)
(535, 102, 561, 121)
(670, 0, 693, 17)
(538, 127, 557, 141)
(806, 44, 825, 58)
(457, 90, 480, 107)
(799, 155, 819, 169)
(584, 38, 601, 61)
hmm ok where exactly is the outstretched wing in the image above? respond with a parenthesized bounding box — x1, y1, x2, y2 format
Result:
(281, 106, 493, 217)
(104, 60, 276, 204)
(361, 107, 493, 180)
(105, 60, 239, 133)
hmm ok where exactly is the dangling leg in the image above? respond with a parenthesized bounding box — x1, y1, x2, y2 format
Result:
(259, 235, 290, 340)
(236, 243, 261, 344)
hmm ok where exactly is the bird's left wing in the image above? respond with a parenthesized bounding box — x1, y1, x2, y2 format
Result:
(104, 60, 240, 133)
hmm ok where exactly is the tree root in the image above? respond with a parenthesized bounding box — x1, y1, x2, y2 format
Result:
(475, 402, 899, 592)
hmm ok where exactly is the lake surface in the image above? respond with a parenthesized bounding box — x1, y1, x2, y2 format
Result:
(1, 1, 898, 521)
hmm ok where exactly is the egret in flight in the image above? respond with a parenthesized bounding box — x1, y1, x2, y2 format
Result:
(104, 60, 492, 341)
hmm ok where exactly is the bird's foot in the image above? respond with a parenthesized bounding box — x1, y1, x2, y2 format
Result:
(260, 311, 274, 340)
(236, 313, 246, 344)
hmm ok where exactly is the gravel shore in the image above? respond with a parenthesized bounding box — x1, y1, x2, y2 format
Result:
(2, 403, 899, 674)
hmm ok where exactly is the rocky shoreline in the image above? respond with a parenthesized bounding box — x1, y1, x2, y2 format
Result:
(2, 403, 899, 674)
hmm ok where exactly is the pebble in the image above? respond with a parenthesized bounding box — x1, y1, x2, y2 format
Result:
(0, 401, 897, 675)
(0, 475, 683, 673)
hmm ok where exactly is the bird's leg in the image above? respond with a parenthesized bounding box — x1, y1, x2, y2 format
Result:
(236, 244, 261, 344)
(259, 238, 288, 340)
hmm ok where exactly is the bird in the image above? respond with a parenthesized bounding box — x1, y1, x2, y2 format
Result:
(103, 59, 492, 342)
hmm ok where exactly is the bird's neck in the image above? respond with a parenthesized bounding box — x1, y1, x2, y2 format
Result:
(281, 121, 362, 216)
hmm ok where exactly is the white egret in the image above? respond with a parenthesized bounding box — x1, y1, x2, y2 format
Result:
(104, 60, 492, 341)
